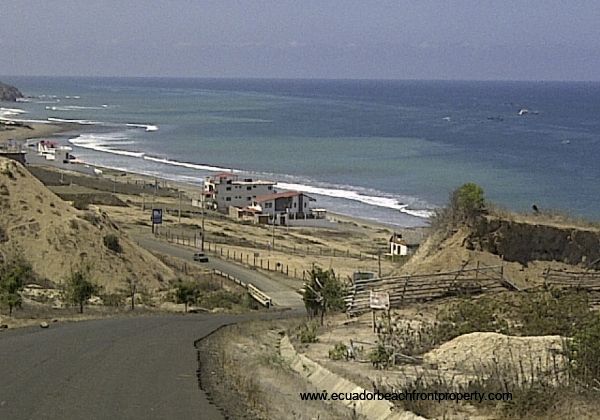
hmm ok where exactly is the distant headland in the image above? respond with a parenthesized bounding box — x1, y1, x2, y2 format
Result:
(0, 81, 23, 102)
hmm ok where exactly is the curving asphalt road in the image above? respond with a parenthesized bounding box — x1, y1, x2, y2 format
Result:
(133, 232, 304, 309)
(0, 314, 246, 420)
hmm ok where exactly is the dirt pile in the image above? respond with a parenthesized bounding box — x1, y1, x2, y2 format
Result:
(0, 157, 174, 291)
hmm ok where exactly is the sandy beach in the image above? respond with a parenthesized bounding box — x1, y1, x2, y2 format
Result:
(0, 122, 67, 143)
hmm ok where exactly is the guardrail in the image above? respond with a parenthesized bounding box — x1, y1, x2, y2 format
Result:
(213, 269, 272, 308)
(247, 283, 272, 308)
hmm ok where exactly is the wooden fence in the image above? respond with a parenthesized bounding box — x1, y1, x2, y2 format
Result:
(155, 227, 378, 261)
(543, 269, 600, 305)
(345, 263, 518, 315)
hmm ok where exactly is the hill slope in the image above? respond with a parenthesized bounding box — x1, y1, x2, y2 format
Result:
(0, 157, 174, 291)
(402, 214, 599, 288)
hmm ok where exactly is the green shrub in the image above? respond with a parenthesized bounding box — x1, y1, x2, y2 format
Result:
(369, 343, 393, 369)
(103, 234, 122, 253)
(297, 321, 319, 343)
(328, 342, 348, 360)
(431, 182, 486, 233)
(569, 315, 600, 386)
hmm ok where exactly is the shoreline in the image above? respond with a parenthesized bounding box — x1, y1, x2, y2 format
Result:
(13, 122, 430, 230)
(0, 122, 69, 143)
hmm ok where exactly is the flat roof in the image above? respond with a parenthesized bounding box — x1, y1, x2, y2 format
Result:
(255, 191, 314, 202)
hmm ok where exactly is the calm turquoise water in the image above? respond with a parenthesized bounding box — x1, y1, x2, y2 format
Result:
(2, 77, 599, 226)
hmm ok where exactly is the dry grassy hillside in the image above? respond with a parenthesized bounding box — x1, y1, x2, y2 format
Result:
(0, 158, 174, 291)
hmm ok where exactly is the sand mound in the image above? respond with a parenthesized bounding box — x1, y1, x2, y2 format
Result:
(0, 158, 174, 291)
(424, 332, 566, 379)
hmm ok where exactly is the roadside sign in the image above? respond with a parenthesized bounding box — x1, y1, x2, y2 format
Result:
(151, 208, 163, 224)
(369, 291, 390, 310)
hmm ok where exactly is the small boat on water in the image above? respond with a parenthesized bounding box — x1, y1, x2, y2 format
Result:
(518, 109, 529, 116)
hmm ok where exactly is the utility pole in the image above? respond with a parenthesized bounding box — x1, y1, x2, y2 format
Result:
(378, 253, 382, 278)
(271, 213, 276, 251)
(201, 191, 205, 252)
(152, 177, 157, 209)
(178, 190, 182, 223)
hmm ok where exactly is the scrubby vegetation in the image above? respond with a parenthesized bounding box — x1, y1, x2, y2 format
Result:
(302, 266, 347, 325)
(296, 321, 319, 344)
(431, 182, 486, 235)
(0, 252, 33, 315)
(64, 262, 100, 313)
(371, 290, 600, 419)
(103, 233, 123, 253)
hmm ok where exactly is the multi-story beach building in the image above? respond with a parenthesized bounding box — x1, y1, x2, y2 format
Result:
(203, 172, 276, 211)
(252, 191, 317, 224)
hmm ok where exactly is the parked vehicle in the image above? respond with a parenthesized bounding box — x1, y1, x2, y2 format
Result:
(193, 252, 209, 263)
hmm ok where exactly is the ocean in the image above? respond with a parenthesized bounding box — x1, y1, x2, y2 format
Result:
(1, 76, 599, 227)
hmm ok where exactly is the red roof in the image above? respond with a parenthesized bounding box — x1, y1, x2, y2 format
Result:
(255, 191, 304, 202)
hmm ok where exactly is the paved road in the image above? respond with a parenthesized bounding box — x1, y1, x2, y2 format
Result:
(133, 233, 304, 309)
(0, 314, 240, 420)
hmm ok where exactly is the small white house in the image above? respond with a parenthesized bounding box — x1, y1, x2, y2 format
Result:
(389, 233, 408, 256)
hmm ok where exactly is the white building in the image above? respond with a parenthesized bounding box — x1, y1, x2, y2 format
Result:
(203, 172, 275, 211)
(36, 140, 73, 163)
(252, 191, 316, 225)
(389, 233, 408, 256)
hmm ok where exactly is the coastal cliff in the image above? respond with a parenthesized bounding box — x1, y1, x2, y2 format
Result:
(0, 81, 23, 102)
(467, 215, 600, 267)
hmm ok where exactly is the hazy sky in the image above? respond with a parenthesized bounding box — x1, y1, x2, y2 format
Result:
(2, 0, 600, 80)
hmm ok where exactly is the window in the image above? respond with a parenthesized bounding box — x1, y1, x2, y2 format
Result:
(247, 197, 251, 201)
(226, 187, 231, 191)
(264, 202, 272, 208)
(226, 197, 231, 202)
(293, 203, 297, 208)
(268, 186, 273, 190)
(247, 186, 252, 191)
(304, 203, 307, 207)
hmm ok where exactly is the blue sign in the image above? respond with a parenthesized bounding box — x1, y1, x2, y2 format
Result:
(151, 208, 163, 224)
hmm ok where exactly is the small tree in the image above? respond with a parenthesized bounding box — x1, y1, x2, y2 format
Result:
(0, 253, 33, 316)
(451, 182, 485, 222)
(303, 266, 346, 325)
(65, 263, 99, 313)
(174, 280, 201, 312)
(432, 182, 486, 233)
(103, 234, 122, 253)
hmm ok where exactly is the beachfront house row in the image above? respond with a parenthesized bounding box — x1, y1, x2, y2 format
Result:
(389, 233, 408, 256)
(251, 191, 316, 225)
(202, 172, 275, 211)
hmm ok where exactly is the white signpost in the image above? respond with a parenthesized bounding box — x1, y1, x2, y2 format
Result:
(369, 291, 390, 332)
(369, 291, 390, 310)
